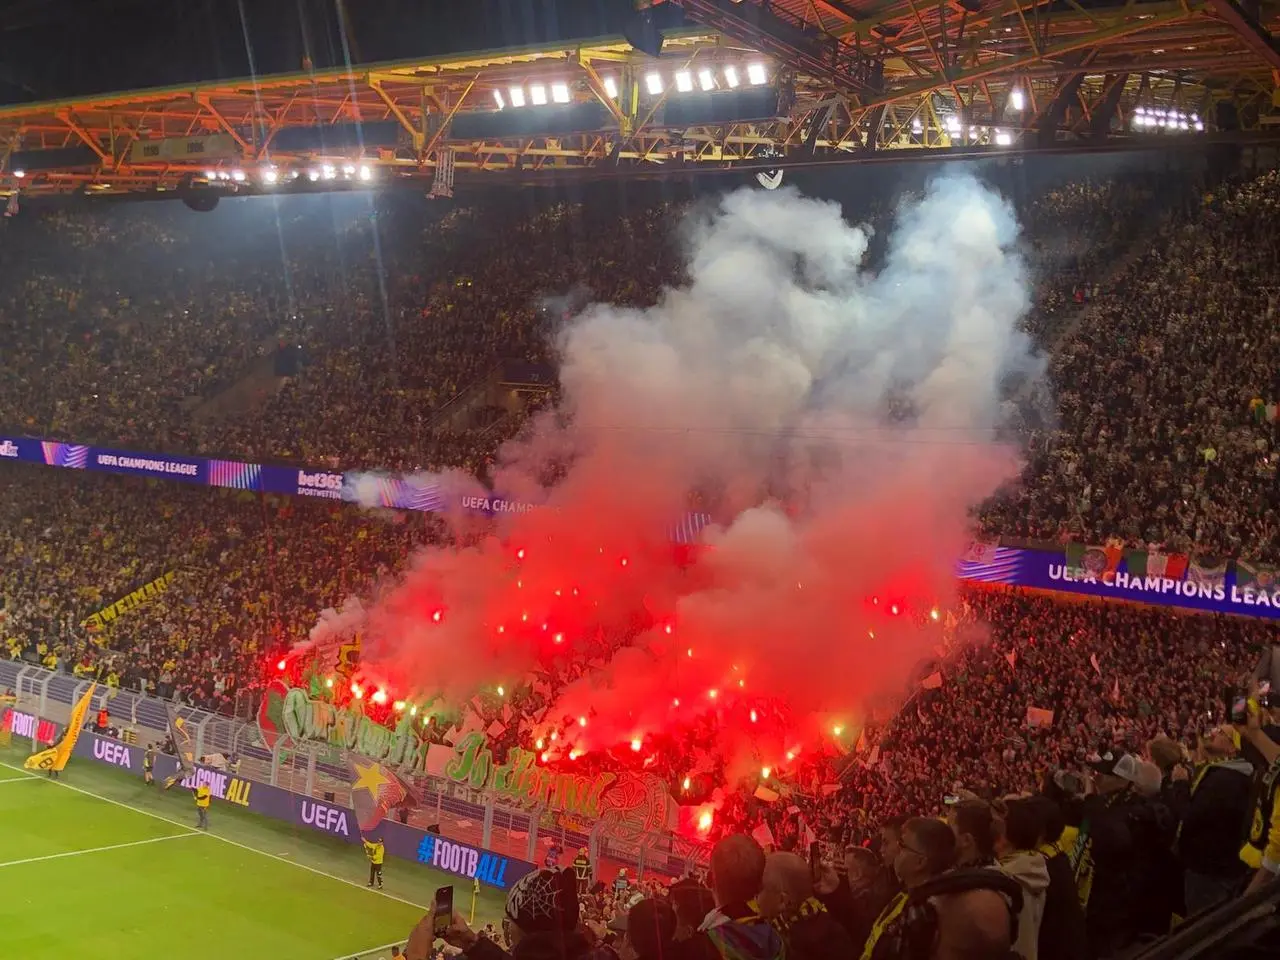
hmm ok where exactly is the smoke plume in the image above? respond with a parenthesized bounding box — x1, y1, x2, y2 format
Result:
(329, 175, 1037, 783)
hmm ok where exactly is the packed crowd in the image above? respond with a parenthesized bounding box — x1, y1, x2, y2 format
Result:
(6, 160, 1280, 959)
(978, 169, 1280, 560)
(403, 688, 1280, 960)
(0, 465, 446, 711)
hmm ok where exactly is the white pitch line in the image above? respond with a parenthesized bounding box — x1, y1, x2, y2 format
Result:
(0, 775, 42, 784)
(0, 760, 430, 912)
(0, 830, 199, 868)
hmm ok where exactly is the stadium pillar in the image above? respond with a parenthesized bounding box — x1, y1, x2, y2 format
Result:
(1087, 74, 1129, 140)
(1035, 52, 1088, 148)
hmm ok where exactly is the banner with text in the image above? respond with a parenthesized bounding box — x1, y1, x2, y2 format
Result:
(5, 433, 1280, 620)
(958, 543, 1280, 620)
(71, 731, 534, 889)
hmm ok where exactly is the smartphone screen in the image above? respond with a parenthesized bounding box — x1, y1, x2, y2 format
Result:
(808, 841, 821, 879)
(943, 794, 961, 806)
(433, 886, 454, 937)
(1229, 694, 1249, 725)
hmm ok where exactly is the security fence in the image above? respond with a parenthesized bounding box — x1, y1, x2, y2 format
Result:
(0, 660, 709, 882)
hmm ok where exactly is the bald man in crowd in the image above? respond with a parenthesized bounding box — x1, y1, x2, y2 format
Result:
(757, 852, 854, 960)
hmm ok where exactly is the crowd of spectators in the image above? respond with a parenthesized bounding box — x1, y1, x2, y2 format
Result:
(0, 465, 445, 711)
(979, 169, 1280, 560)
(5, 160, 1280, 959)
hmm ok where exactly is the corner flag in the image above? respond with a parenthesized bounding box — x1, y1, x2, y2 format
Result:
(162, 704, 197, 789)
(25, 683, 96, 772)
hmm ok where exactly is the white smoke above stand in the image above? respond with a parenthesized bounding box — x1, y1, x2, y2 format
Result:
(341, 175, 1041, 777)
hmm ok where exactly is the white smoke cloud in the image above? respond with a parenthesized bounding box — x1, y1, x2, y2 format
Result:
(341, 174, 1039, 776)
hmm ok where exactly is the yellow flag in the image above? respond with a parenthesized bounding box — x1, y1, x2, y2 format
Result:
(24, 683, 96, 773)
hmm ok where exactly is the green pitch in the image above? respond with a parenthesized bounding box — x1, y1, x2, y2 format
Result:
(0, 746, 506, 959)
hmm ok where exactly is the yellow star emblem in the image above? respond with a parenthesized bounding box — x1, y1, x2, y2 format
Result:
(352, 760, 391, 796)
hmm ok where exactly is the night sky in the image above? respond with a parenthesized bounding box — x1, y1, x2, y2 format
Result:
(0, 0, 689, 105)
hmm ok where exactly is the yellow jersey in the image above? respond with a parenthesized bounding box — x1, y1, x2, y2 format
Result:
(195, 785, 212, 808)
(363, 840, 385, 865)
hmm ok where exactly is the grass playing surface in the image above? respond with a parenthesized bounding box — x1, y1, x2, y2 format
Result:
(0, 744, 506, 959)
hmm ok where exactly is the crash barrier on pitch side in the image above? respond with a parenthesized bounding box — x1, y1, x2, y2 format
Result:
(0, 661, 711, 883)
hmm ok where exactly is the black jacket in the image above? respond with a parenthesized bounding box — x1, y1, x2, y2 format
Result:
(1177, 759, 1254, 878)
(1078, 790, 1143, 955)
(817, 875, 892, 950)
(773, 901, 856, 960)
(1038, 849, 1089, 960)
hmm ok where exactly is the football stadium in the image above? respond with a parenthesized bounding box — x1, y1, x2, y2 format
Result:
(5, 1, 1280, 959)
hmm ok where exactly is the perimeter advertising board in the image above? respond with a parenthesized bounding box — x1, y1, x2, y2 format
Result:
(70, 732, 533, 889)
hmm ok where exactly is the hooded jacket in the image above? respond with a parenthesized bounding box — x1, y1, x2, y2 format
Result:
(999, 852, 1050, 960)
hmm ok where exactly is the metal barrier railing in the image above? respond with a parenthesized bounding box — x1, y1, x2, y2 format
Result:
(0, 659, 709, 882)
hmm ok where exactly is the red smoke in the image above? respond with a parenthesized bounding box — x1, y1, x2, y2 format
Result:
(332, 178, 1034, 790)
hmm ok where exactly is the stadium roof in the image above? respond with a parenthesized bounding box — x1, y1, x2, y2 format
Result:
(1, 1, 1278, 199)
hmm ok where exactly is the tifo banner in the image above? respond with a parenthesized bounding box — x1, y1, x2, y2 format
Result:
(958, 542, 1280, 620)
(71, 730, 535, 889)
(445, 731, 676, 837)
(82, 571, 177, 629)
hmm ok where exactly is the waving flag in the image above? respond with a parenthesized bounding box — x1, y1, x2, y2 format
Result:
(347, 755, 418, 833)
(25, 683, 96, 772)
(162, 705, 196, 789)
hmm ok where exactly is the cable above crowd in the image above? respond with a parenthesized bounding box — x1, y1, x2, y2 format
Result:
(4, 160, 1280, 959)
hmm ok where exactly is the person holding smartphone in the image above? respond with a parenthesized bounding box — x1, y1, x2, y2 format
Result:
(1233, 694, 1280, 895)
(406, 869, 589, 960)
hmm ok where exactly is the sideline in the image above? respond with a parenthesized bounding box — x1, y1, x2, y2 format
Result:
(0, 831, 198, 868)
(0, 760, 430, 912)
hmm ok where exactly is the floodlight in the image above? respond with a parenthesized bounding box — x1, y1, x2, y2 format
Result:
(603, 76, 619, 99)
(645, 72, 663, 95)
(747, 63, 767, 85)
(995, 130, 1013, 146)
(698, 68, 714, 91)
(493, 90, 505, 109)
(1010, 88, 1025, 111)
(675, 71, 693, 92)
(358, 165, 372, 181)
(551, 82, 570, 103)
(530, 84, 547, 105)
(724, 66, 740, 88)
(263, 169, 278, 183)
(509, 86, 526, 108)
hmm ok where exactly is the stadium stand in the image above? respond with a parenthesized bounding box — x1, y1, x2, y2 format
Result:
(5, 160, 1280, 960)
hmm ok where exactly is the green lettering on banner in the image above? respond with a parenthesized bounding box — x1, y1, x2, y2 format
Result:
(282, 687, 310, 740)
(446, 732, 493, 788)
